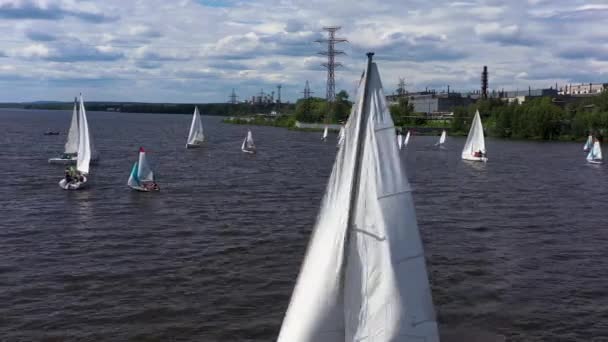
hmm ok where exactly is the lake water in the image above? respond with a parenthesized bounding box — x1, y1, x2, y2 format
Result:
(1, 109, 607, 341)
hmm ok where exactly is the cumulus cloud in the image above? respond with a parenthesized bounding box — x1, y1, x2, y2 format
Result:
(475, 23, 538, 46)
(0, 0, 117, 22)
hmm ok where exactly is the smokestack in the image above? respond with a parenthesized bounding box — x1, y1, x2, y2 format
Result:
(481, 66, 488, 100)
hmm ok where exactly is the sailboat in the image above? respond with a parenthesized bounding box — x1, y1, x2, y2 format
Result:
(322, 126, 328, 141)
(397, 131, 403, 149)
(586, 139, 603, 164)
(583, 134, 593, 152)
(186, 106, 205, 148)
(128, 147, 160, 191)
(337, 125, 345, 148)
(278, 53, 439, 342)
(462, 110, 488, 162)
(49, 98, 79, 164)
(59, 95, 91, 190)
(404, 130, 411, 147)
(241, 130, 256, 153)
(436, 129, 447, 147)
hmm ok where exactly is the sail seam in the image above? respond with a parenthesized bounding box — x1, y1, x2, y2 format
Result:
(394, 253, 424, 264)
(377, 189, 412, 200)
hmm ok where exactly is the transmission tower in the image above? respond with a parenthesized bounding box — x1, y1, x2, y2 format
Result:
(316, 26, 347, 105)
(302, 80, 314, 118)
(229, 88, 238, 104)
(397, 78, 407, 97)
(481, 66, 488, 100)
(276, 85, 282, 113)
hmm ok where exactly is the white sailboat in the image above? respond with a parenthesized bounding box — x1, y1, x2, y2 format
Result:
(49, 98, 79, 164)
(186, 106, 205, 148)
(397, 131, 403, 149)
(241, 130, 256, 153)
(337, 125, 345, 148)
(586, 139, 603, 164)
(583, 134, 593, 152)
(322, 126, 328, 141)
(404, 130, 411, 147)
(462, 110, 488, 162)
(278, 53, 439, 342)
(59, 94, 91, 190)
(128, 147, 160, 191)
(436, 129, 447, 147)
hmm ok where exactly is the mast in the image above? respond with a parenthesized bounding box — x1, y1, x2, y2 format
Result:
(342, 52, 374, 271)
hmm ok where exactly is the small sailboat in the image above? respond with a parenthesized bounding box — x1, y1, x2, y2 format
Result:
(436, 129, 447, 147)
(322, 126, 328, 141)
(59, 95, 91, 190)
(278, 53, 439, 342)
(397, 131, 403, 149)
(241, 130, 256, 153)
(462, 110, 488, 162)
(186, 106, 205, 148)
(586, 139, 603, 164)
(49, 98, 79, 164)
(404, 130, 411, 147)
(583, 134, 593, 152)
(337, 125, 345, 148)
(128, 147, 160, 191)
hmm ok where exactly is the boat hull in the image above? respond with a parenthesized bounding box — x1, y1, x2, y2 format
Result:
(186, 142, 203, 149)
(587, 159, 603, 164)
(59, 176, 87, 190)
(242, 149, 256, 154)
(49, 157, 77, 164)
(128, 183, 160, 192)
(462, 155, 488, 162)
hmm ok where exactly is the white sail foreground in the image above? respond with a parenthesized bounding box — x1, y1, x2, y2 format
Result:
(461, 110, 487, 162)
(186, 106, 205, 148)
(278, 55, 439, 342)
(586, 140, 603, 164)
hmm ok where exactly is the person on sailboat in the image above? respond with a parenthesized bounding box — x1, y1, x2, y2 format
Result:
(64, 169, 73, 183)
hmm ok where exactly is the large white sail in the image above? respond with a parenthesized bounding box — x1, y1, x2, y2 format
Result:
(278, 54, 439, 342)
(584, 135, 593, 152)
(64, 98, 79, 154)
(587, 140, 603, 162)
(76, 94, 91, 174)
(404, 130, 411, 146)
(137, 147, 154, 182)
(186, 106, 205, 147)
(462, 110, 487, 161)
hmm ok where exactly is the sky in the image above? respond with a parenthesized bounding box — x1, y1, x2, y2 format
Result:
(0, 0, 607, 103)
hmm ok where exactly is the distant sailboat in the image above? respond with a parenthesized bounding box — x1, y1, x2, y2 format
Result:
(337, 125, 345, 148)
(404, 130, 411, 147)
(186, 106, 205, 148)
(128, 147, 160, 191)
(397, 131, 403, 149)
(462, 110, 488, 162)
(241, 130, 256, 153)
(322, 126, 328, 141)
(59, 95, 91, 190)
(436, 129, 447, 147)
(49, 98, 79, 164)
(583, 134, 593, 152)
(586, 139, 603, 164)
(278, 53, 439, 342)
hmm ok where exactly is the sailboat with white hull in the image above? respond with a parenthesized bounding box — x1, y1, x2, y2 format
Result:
(241, 130, 256, 153)
(128, 147, 160, 191)
(278, 53, 439, 342)
(586, 139, 603, 164)
(186, 106, 205, 148)
(49, 98, 79, 164)
(462, 110, 488, 162)
(59, 95, 92, 190)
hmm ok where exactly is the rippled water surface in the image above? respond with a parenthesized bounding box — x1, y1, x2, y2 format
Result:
(1, 109, 607, 341)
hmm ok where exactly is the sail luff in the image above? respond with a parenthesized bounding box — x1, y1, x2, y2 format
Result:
(76, 94, 91, 174)
(64, 98, 79, 154)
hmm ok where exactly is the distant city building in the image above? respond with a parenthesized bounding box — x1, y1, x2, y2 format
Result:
(387, 91, 475, 114)
(496, 88, 558, 104)
(559, 83, 608, 95)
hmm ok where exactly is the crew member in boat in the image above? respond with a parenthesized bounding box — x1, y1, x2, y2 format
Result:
(473, 149, 486, 158)
(64, 168, 72, 183)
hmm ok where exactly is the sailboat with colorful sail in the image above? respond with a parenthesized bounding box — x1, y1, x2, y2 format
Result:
(241, 130, 256, 154)
(186, 106, 205, 148)
(586, 139, 603, 164)
(59, 95, 91, 190)
(322, 126, 328, 141)
(49, 98, 79, 164)
(128, 147, 160, 191)
(278, 53, 439, 342)
(462, 110, 488, 162)
(583, 134, 593, 152)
